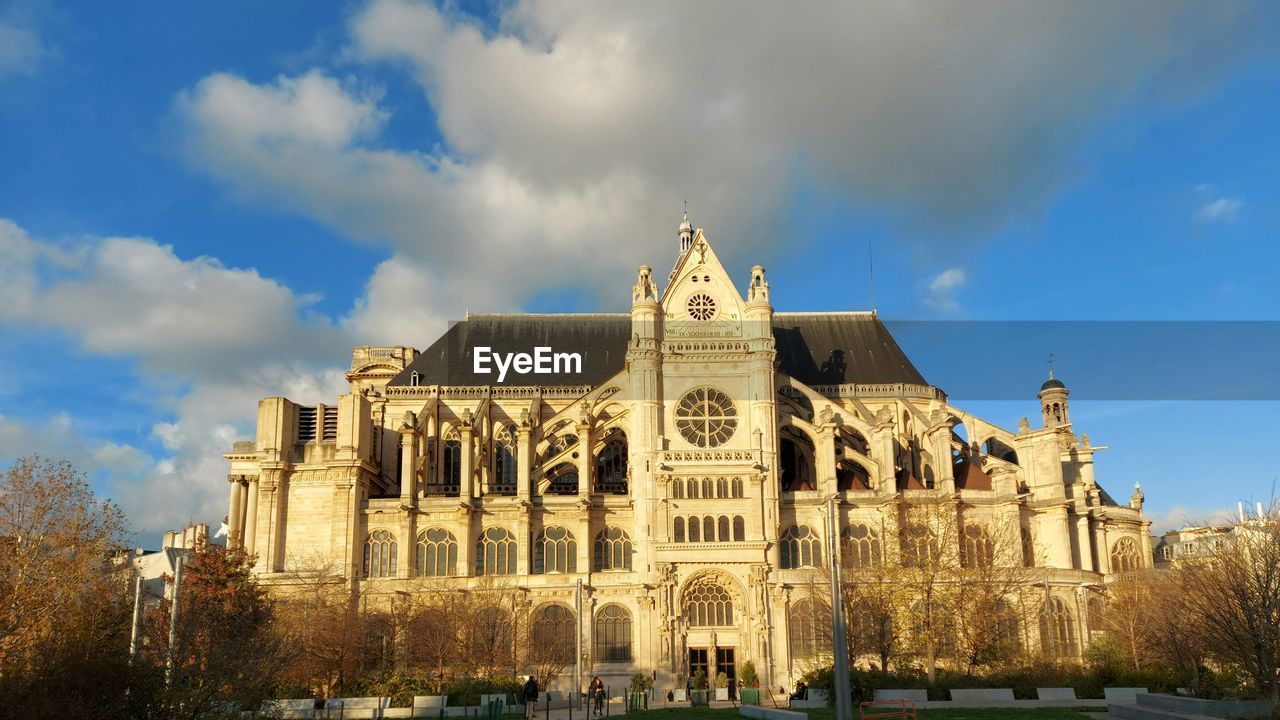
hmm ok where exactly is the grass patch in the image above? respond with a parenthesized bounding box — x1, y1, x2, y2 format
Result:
(628, 707, 1106, 720)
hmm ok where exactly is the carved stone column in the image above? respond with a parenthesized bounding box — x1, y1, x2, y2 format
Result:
(460, 423, 475, 501)
(244, 475, 260, 554)
(226, 475, 242, 547)
(517, 422, 532, 501)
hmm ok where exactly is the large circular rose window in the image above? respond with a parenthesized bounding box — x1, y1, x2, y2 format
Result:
(686, 293, 717, 321)
(675, 387, 738, 448)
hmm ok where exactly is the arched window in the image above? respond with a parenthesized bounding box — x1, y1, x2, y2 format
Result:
(595, 604, 633, 662)
(961, 525, 995, 568)
(688, 517, 701, 542)
(439, 428, 462, 495)
(476, 527, 516, 576)
(673, 517, 686, 543)
(687, 478, 699, 499)
(534, 526, 577, 574)
(531, 604, 576, 664)
(416, 528, 457, 577)
(781, 525, 822, 569)
(595, 434, 628, 494)
(701, 478, 714, 498)
(788, 597, 832, 663)
(472, 606, 514, 671)
(731, 477, 744, 498)
(1021, 525, 1036, 567)
(672, 479, 684, 499)
(702, 516, 715, 542)
(364, 529, 398, 578)
(733, 516, 745, 542)
(716, 478, 728, 498)
(685, 577, 734, 627)
(1088, 597, 1105, 633)
(1041, 597, 1076, 658)
(545, 463, 579, 495)
(842, 524, 882, 568)
(492, 425, 517, 495)
(900, 523, 939, 568)
(1110, 537, 1141, 573)
(594, 527, 633, 571)
(995, 600, 1021, 654)
(717, 515, 730, 542)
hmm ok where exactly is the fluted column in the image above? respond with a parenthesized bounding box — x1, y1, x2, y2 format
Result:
(227, 476, 241, 544)
(228, 476, 245, 547)
(244, 476, 259, 554)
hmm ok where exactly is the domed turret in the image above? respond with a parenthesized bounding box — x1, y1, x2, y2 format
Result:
(677, 209, 694, 255)
(1038, 368, 1070, 428)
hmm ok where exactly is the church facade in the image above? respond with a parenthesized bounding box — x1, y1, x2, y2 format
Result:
(223, 218, 1151, 691)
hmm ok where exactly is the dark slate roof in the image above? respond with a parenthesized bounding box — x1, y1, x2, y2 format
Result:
(388, 312, 927, 388)
(1041, 377, 1066, 391)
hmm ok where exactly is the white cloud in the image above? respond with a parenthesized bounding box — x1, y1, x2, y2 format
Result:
(172, 0, 1254, 330)
(1195, 197, 1243, 223)
(0, 219, 353, 535)
(927, 267, 967, 313)
(0, 14, 47, 79)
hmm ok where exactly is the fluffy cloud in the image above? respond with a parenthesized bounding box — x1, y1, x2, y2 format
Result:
(927, 267, 967, 313)
(172, 0, 1255, 336)
(1196, 197, 1244, 223)
(0, 13, 47, 79)
(0, 220, 351, 535)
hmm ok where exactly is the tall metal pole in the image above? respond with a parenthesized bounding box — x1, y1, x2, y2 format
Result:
(129, 571, 144, 659)
(576, 579, 583, 709)
(827, 497, 852, 720)
(165, 554, 185, 685)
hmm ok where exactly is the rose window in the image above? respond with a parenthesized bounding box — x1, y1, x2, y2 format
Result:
(675, 387, 738, 448)
(686, 294, 717, 321)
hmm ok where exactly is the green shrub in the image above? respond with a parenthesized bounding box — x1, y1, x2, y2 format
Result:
(740, 661, 760, 689)
(630, 672, 653, 694)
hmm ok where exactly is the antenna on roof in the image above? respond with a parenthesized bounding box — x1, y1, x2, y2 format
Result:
(868, 237, 877, 315)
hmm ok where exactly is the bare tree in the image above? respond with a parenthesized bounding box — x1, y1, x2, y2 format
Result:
(950, 513, 1041, 673)
(0, 456, 133, 718)
(1176, 505, 1280, 702)
(274, 554, 369, 697)
(1100, 570, 1160, 670)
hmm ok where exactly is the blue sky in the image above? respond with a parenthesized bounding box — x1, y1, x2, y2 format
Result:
(1, 0, 1277, 544)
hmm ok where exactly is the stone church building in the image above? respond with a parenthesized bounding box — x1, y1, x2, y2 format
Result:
(223, 217, 1150, 691)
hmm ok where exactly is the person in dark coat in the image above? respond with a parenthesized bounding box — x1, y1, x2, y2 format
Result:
(524, 675, 539, 719)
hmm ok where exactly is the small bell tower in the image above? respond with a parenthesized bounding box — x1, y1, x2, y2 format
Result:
(1038, 354, 1070, 428)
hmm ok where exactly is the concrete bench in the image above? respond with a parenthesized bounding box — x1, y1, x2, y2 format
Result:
(1136, 692, 1276, 719)
(950, 688, 1015, 703)
(789, 689, 829, 709)
(1104, 688, 1149, 703)
(414, 696, 448, 710)
(873, 689, 928, 704)
(1036, 688, 1078, 701)
(741, 705, 807, 720)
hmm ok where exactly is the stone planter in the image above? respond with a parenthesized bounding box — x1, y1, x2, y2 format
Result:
(715, 687, 729, 701)
(690, 690, 710, 707)
(739, 689, 760, 706)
